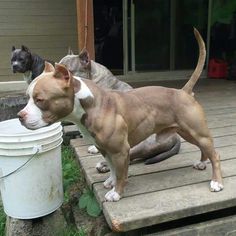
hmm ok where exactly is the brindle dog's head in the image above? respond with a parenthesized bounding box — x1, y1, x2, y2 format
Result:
(59, 48, 91, 77)
(11, 45, 33, 73)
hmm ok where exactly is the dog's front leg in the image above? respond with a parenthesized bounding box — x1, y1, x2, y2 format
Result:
(103, 156, 116, 189)
(105, 151, 129, 202)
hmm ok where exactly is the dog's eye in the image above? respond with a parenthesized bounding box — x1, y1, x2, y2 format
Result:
(35, 98, 44, 103)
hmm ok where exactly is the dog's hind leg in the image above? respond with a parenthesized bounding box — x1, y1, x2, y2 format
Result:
(197, 138, 223, 192)
(178, 126, 223, 192)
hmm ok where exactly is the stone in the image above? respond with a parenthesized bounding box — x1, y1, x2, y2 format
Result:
(6, 208, 67, 236)
(0, 93, 27, 121)
(6, 217, 32, 236)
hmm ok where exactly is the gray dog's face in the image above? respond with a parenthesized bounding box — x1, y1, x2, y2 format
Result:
(59, 49, 91, 78)
(59, 55, 83, 75)
(11, 45, 32, 73)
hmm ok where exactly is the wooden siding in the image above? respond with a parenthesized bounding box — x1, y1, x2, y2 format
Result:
(0, 0, 77, 82)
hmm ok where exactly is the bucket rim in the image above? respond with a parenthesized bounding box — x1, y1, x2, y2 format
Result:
(0, 119, 61, 137)
(0, 138, 63, 156)
(0, 130, 62, 144)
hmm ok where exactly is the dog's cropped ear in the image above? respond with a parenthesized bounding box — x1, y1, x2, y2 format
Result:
(67, 47, 74, 55)
(54, 63, 72, 86)
(12, 46, 16, 51)
(21, 45, 30, 52)
(78, 48, 91, 69)
(44, 62, 55, 73)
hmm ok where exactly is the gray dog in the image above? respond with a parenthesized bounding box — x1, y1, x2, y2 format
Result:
(11, 45, 53, 84)
(59, 49, 181, 172)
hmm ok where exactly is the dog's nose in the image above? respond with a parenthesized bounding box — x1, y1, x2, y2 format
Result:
(12, 64, 18, 73)
(17, 111, 27, 122)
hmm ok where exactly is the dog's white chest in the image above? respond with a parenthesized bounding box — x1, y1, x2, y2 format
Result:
(23, 71, 32, 84)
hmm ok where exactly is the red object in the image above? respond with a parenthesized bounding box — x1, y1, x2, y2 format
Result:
(208, 59, 228, 79)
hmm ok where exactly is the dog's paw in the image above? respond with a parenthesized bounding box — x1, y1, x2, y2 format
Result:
(103, 176, 116, 189)
(105, 188, 121, 202)
(96, 161, 110, 173)
(88, 145, 99, 154)
(193, 160, 209, 170)
(210, 180, 224, 192)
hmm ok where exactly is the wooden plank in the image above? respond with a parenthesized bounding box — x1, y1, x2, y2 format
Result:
(206, 116, 236, 129)
(102, 176, 236, 232)
(0, 28, 76, 36)
(0, 1, 76, 10)
(74, 146, 95, 158)
(205, 116, 236, 129)
(180, 134, 236, 153)
(0, 7, 76, 16)
(0, 15, 76, 24)
(208, 125, 236, 137)
(205, 107, 236, 116)
(0, 22, 76, 31)
(94, 158, 236, 203)
(145, 214, 236, 236)
(77, 144, 236, 171)
(77, 144, 236, 188)
(0, 36, 77, 52)
(70, 137, 93, 147)
(72, 131, 236, 159)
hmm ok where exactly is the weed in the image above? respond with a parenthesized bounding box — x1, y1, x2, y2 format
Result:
(59, 226, 87, 236)
(0, 203, 6, 236)
(62, 145, 82, 202)
(79, 189, 102, 217)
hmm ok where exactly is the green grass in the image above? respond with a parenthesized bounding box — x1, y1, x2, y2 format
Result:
(0, 203, 6, 236)
(62, 145, 83, 202)
(61, 145, 88, 234)
(59, 227, 87, 236)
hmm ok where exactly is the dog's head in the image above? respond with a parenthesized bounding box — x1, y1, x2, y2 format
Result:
(11, 45, 33, 73)
(59, 48, 91, 77)
(17, 62, 75, 130)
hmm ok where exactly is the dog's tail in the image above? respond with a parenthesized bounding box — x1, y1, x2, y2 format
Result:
(145, 138, 181, 165)
(182, 28, 206, 95)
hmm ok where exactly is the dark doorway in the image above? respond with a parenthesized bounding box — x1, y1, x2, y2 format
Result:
(93, 0, 123, 74)
(210, 1, 236, 62)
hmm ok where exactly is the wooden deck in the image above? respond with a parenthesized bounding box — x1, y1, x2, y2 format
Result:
(70, 79, 236, 233)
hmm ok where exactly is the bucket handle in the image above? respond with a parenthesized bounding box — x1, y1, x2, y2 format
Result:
(0, 145, 42, 180)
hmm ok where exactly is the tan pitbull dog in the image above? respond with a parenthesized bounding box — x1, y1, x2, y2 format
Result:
(18, 29, 223, 202)
(59, 47, 182, 171)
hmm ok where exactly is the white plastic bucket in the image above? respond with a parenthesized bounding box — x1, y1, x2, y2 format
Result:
(0, 119, 63, 219)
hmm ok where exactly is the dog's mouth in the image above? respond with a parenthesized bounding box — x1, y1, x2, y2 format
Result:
(18, 118, 49, 130)
(13, 68, 26, 73)
(11, 63, 27, 73)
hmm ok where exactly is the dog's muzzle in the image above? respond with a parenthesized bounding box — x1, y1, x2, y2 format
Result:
(11, 62, 25, 73)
